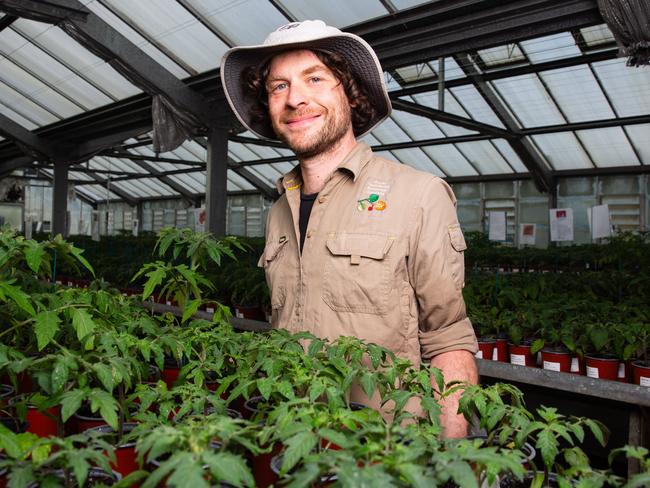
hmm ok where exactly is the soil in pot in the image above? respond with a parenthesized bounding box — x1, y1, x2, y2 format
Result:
(540, 347, 572, 373)
(475, 338, 496, 361)
(508, 342, 536, 367)
(632, 360, 650, 387)
(585, 353, 619, 381)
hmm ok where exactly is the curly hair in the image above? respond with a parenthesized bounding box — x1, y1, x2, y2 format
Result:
(242, 49, 376, 136)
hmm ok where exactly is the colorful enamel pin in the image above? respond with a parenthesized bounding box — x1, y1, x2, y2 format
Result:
(357, 193, 387, 212)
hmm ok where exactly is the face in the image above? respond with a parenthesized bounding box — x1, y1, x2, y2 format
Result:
(266, 50, 354, 159)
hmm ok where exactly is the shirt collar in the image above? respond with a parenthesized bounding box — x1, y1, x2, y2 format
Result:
(276, 142, 372, 195)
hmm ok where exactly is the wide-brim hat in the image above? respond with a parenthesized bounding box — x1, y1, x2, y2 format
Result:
(220, 20, 391, 141)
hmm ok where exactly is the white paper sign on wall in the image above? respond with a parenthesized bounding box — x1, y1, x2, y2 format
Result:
(488, 211, 506, 241)
(590, 204, 611, 239)
(549, 208, 574, 242)
(519, 223, 536, 246)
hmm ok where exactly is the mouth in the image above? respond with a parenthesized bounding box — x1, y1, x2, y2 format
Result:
(285, 114, 321, 128)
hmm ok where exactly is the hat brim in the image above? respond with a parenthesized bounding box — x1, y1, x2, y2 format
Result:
(221, 33, 391, 141)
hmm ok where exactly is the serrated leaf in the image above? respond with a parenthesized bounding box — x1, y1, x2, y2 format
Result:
(72, 308, 95, 342)
(399, 463, 431, 488)
(69, 455, 89, 487)
(7, 465, 35, 488)
(446, 460, 478, 488)
(282, 431, 317, 474)
(205, 451, 254, 488)
(60, 389, 86, 421)
(182, 299, 201, 323)
(24, 243, 45, 274)
(359, 371, 376, 399)
(94, 363, 115, 393)
(34, 310, 60, 351)
(0, 282, 35, 317)
(143, 266, 167, 300)
(165, 456, 209, 488)
(536, 428, 559, 469)
(51, 357, 69, 393)
(90, 389, 119, 430)
(308, 379, 326, 403)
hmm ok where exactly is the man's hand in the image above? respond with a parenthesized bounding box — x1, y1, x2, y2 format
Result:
(431, 350, 478, 438)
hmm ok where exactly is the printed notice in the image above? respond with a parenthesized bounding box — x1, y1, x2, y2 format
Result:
(550, 208, 574, 242)
(640, 376, 650, 387)
(510, 354, 526, 366)
(618, 363, 626, 379)
(586, 366, 599, 379)
(543, 361, 561, 372)
(475, 351, 483, 359)
(492, 348, 499, 361)
(519, 223, 536, 246)
(488, 211, 507, 241)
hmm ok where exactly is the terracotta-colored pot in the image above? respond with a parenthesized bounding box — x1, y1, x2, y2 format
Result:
(540, 348, 572, 373)
(25, 405, 61, 438)
(161, 358, 182, 389)
(632, 360, 650, 387)
(475, 338, 496, 361)
(508, 343, 536, 367)
(585, 354, 619, 381)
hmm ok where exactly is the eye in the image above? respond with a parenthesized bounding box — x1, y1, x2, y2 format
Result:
(308, 76, 322, 84)
(269, 82, 288, 93)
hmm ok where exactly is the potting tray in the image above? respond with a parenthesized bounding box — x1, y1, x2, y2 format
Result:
(144, 302, 271, 332)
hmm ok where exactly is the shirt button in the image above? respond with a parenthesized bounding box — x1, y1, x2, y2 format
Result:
(318, 196, 327, 204)
(306, 230, 313, 238)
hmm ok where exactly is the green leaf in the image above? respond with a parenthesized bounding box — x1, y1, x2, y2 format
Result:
(165, 456, 209, 488)
(90, 389, 119, 430)
(72, 308, 96, 342)
(93, 363, 115, 393)
(257, 377, 274, 401)
(531, 338, 545, 354)
(0, 281, 35, 317)
(182, 298, 201, 323)
(399, 463, 431, 488)
(359, 371, 376, 399)
(446, 461, 478, 488)
(7, 465, 35, 488)
(205, 451, 255, 488)
(34, 310, 61, 351)
(69, 246, 95, 276)
(51, 357, 69, 393)
(282, 431, 317, 474)
(285, 463, 320, 488)
(583, 418, 608, 447)
(142, 266, 167, 300)
(60, 389, 86, 421)
(69, 455, 90, 487)
(536, 428, 559, 470)
(24, 242, 46, 274)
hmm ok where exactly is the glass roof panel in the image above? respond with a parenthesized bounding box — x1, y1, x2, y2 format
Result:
(369, 117, 411, 143)
(438, 57, 466, 81)
(83, 0, 189, 78)
(519, 32, 581, 64)
(76, 185, 121, 201)
(491, 75, 564, 127)
(277, 0, 387, 27)
(391, 0, 433, 8)
(384, 72, 403, 91)
(491, 139, 528, 173)
(395, 63, 435, 84)
(12, 21, 139, 100)
(0, 82, 58, 126)
(449, 85, 505, 128)
(69, 172, 95, 181)
(244, 166, 277, 187)
(360, 133, 381, 146)
(229, 142, 260, 162)
(580, 24, 615, 47)
(593, 58, 650, 117)
(392, 148, 445, 176)
(576, 127, 640, 167)
(455, 141, 514, 174)
(624, 124, 650, 165)
(390, 110, 445, 139)
(271, 162, 295, 174)
(0, 57, 84, 118)
(0, 103, 39, 129)
(421, 145, 478, 177)
(100, 0, 228, 73)
(227, 170, 255, 191)
(477, 44, 525, 67)
(530, 133, 593, 170)
(243, 144, 284, 159)
(185, 0, 287, 45)
(410, 92, 476, 136)
(540, 66, 614, 122)
(178, 140, 207, 160)
(164, 175, 198, 193)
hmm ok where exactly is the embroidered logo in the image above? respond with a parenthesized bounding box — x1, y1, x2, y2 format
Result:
(357, 193, 387, 212)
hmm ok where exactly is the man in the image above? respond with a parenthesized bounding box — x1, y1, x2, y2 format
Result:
(221, 20, 478, 437)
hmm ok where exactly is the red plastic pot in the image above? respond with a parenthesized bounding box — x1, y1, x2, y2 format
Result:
(26, 405, 61, 438)
(73, 410, 106, 434)
(585, 354, 619, 381)
(88, 423, 139, 477)
(475, 338, 496, 361)
(161, 359, 182, 389)
(540, 348, 572, 373)
(508, 343, 536, 367)
(632, 360, 650, 387)
(233, 305, 265, 321)
(494, 337, 508, 362)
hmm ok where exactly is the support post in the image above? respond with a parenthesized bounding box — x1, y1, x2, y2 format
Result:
(205, 128, 228, 237)
(52, 163, 68, 237)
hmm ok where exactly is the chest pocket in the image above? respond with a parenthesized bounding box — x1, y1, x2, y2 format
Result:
(260, 238, 289, 308)
(322, 233, 394, 315)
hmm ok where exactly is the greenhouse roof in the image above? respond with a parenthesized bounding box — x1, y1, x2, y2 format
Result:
(0, 0, 649, 206)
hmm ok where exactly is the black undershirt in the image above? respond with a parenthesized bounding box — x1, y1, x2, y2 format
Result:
(299, 192, 318, 253)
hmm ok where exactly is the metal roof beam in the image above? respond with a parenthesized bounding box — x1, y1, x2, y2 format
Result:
(0, 0, 87, 22)
(522, 114, 650, 135)
(0, 113, 61, 162)
(454, 53, 555, 193)
(124, 158, 199, 205)
(0, 14, 17, 31)
(391, 98, 512, 137)
(82, 170, 138, 206)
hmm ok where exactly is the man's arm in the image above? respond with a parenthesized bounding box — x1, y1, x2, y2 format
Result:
(431, 350, 478, 438)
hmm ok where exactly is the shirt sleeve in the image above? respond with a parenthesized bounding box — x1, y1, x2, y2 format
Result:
(407, 176, 478, 360)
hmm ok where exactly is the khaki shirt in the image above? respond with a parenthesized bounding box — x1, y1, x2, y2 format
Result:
(259, 142, 477, 370)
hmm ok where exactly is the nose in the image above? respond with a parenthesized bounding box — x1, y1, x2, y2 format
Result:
(286, 81, 309, 108)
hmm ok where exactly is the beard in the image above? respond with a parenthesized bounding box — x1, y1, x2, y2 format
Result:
(273, 102, 352, 160)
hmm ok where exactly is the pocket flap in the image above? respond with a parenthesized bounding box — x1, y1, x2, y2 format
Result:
(448, 225, 467, 252)
(326, 233, 394, 260)
(260, 237, 288, 266)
